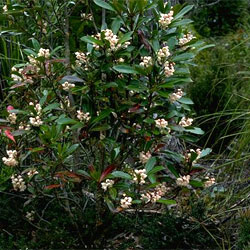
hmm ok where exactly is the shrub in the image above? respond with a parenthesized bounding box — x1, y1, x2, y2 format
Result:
(0, 0, 214, 247)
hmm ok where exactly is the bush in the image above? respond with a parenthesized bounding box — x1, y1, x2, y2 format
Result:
(0, 0, 215, 248)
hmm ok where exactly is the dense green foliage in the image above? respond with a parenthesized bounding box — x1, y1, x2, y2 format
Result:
(0, 0, 249, 249)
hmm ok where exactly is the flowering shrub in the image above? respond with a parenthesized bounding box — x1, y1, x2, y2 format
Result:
(1, 0, 214, 229)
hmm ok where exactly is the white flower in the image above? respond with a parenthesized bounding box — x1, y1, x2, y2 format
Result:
(169, 89, 183, 103)
(101, 179, 114, 191)
(3, 5, 7, 12)
(155, 118, 168, 129)
(141, 183, 168, 203)
(29, 116, 43, 127)
(133, 169, 147, 185)
(2, 150, 18, 167)
(27, 169, 38, 177)
(116, 58, 125, 63)
(179, 117, 193, 127)
(77, 110, 91, 122)
(7, 113, 17, 124)
(159, 11, 174, 28)
(120, 195, 133, 209)
(179, 33, 195, 46)
(26, 211, 35, 221)
(11, 174, 26, 192)
(81, 13, 93, 21)
(204, 177, 215, 188)
(37, 48, 50, 58)
(157, 46, 170, 64)
(164, 61, 175, 77)
(75, 52, 89, 70)
(176, 175, 190, 187)
(62, 81, 75, 91)
(139, 151, 151, 164)
(140, 56, 153, 67)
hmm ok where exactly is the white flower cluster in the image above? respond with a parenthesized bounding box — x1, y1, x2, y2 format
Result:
(3, 5, 7, 12)
(62, 81, 75, 91)
(29, 102, 43, 127)
(157, 46, 170, 63)
(176, 175, 190, 187)
(29, 116, 43, 127)
(204, 176, 216, 188)
(179, 117, 193, 127)
(120, 194, 133, 209)
(37, 48, 50, 58)
(155, 118, 168, 129)
(141, 183, 168, 203)
(164, 61, 175, 77)
(139, 151, 151, 164)
(140, 56, 153, 67)
(60, 96, 71, 109)
(179, 33, 195, 46)
(27, 169, 38, 178)
(116, 58, 125, 63)
(81, 13, 93, 21)
(2, 150, 18, 167)
(11, 67, 33, 84)
(93, 29, 130, 52)
(132, 169, 147, 185)
(185, 148, 201, 164)
(75, 52, 89, 70)
(37, 19, 48, 34)
(159, 11, 174, 28)
(169, 89, 183, 103)
(101, 179, 114, 191)
(11, 174, 26, 192)
(7, 111, 17, 124)
(77, 110, 91, 122)
(19, 122, 31, 131)
(26, 211, 35, 221)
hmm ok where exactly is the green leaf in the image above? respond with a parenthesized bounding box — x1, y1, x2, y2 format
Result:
(147, 166, 165, 175)
(185, 127, 204, 135)
(119, 31, 133, 44)
(113, 65, 139, 74)
(157, 199, 176, 205)
(76, 170, 90, 178)
(166, 163, 179, 178)
(111, 17, 122, 34)
(178, 97, 194, 104)
(200, 148, 212, 158)
(111, 147, 120, 161)
(110, 171, 132, 180)
(66, 144, 79, 155)
(80, 36, 103, 46)
(145, 157, 157, 173)
(31, 38, 40, 51)
(174, 5, 193, 19)
(0, 119, 8, 123)
(148, 173, 157, 183)
(43, 103, 60, 112)
(109, 187, 117, 200)
(172, 19, 193, 27)
(197, 44, 215, 53)
(90, 124, 111, 132)
(23, 48, 37, 57)
(172, 53, 195, 62)
(190, 180, 203, 188)
(132, 200, 142, 204)
(90, 109, 112, 125)
(93, 0, 115, 12)
(57, 117, 77, 125)
(60, 75, 84, 83)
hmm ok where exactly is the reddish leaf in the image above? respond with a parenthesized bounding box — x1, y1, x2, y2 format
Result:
(7, 105, 14, 111)
(44, 184, 62, 190)
(128, 104, 140, 113)
(10, 82, 27, 89)
(4, 130, 16, 143)
(144, 136, 151, 142)
(99, 164, 116, 183)
(154, 143, 165, 152)
(89, 165, 95, 173)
